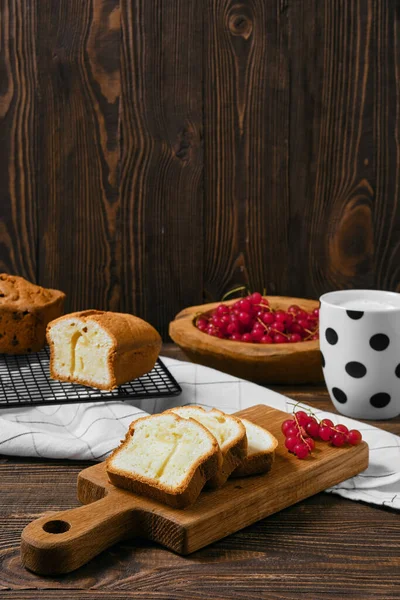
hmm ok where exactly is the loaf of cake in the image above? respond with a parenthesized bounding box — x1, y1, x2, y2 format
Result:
(0, 274, 65, 354)
(168, 406, 247, 488)
(232, 418, 278, 477)
(106, 412, 220, 508)
(46, 310, 162, 390)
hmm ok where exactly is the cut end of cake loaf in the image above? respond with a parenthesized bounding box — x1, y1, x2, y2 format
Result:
(232, 418, 278, 477)
(46, 310, 161, 390)
(106, 413, 220, 508)
(168, 406, 247, 488)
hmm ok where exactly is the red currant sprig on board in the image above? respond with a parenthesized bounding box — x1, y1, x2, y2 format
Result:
(281, 409, 362, 460)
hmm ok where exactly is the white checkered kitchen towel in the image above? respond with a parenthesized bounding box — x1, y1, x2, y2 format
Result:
(0, 357, 399, 510)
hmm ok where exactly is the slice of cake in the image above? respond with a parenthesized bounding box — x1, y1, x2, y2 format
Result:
(0, 274, 65, 354)
(46, 310, 162, 390)
(168, 406, 247, 488)
(231, 418, 278, 477)
(106, 412, 220, 508)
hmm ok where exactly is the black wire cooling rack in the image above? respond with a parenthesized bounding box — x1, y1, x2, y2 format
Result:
(0, 347, 182, 408)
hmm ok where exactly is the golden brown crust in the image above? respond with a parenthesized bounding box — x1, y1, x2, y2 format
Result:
(47, 310, 162, 390)
(48, 310, 162, 354)
(106, 414, 220, 508)
(167, 406, 248, 489)
(0, 274, 65, 354)
(231, 451, 275, 478)
(207, 432, 247, 489)
(231, 419, 278, 477)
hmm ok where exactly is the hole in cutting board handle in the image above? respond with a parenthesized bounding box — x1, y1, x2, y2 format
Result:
(42, 520, 71, 534)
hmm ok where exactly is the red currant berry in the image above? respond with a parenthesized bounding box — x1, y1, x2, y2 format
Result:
(281, 419, 296, 435)
(241, 333, 253, 343)
(335, 424, 349, 435)
(311, 333, 319, 340)
(211, 316, 223, 328)
(226, 323, 239, 335)
(289, 323, 306, 336)
(288, 333, 302, 343)
(230, 333, 242, 341)
(319, 425, 333, 441)
(238, 299, 251, 312)
(209, 330, 220, 337)
(306, 419, 320, 438)
(304, 437, 315, 452)
(321, 418, 334, 428)
(261, 312, 275, 325)
(294, 443, 310, 459)
(295, 411, 310, 427)
(250, 329, 263, 342)
(297, 319, 310, 330)
(296, 310, 308, 320)
(274, 310, 287, 323)
(260, 335, 273, 344)
(286, 426, 300, 438)
(239, 312, 252, 326)
(216, 304, 229, 316)
(288, 305, 300, 314)
(273, 333, 287, 344)
(285, 314, 294, 327)
(285, 436, 300, 452)
(271, 322, 285, 333)
(347, 430, 362, 445)
(249, 292, 262, 304)
(331, 432, 346, 447)
(313, 308, 320, 318)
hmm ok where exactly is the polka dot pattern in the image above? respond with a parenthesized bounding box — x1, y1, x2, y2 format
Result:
(325, 328, 338, 345)
(346, 310, 364, 320)
(345, 361, 367, 378)
(332, 387, 347, 404)
(322, 307, 398, 416)
(370, 393, 391, 408)
(369, 333, 390, 351)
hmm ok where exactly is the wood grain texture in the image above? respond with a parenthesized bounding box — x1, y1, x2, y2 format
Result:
(119, 0, 203, 337)
(0, 0, 38, 281)
(0, 372, 399, 597)
(288, 0, 400, 297)
(36, 0, 121, 312)
(203, 0, 290, 300)
(20, 404, 368, 575)
(1, 0, 400, 338)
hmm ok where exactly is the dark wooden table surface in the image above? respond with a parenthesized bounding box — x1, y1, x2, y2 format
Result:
(1, 345, 399, 600)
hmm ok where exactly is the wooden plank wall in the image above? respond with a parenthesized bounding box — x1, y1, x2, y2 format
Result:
(0, 0, 399, 338)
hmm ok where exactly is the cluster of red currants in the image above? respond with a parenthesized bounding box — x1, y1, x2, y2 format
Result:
(195, 292, 319, 344)
(281, 410, 363, 459)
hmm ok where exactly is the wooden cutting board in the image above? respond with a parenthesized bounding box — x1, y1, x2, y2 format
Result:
(21, 404, 369, 575)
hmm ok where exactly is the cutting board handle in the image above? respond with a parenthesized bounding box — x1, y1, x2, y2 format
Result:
(21, 493, 135, 575)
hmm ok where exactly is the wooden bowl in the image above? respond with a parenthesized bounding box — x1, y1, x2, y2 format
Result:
(169, 296, 324, 385)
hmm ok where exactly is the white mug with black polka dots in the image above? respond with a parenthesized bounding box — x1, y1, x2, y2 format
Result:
(320, 289, 400, 420)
